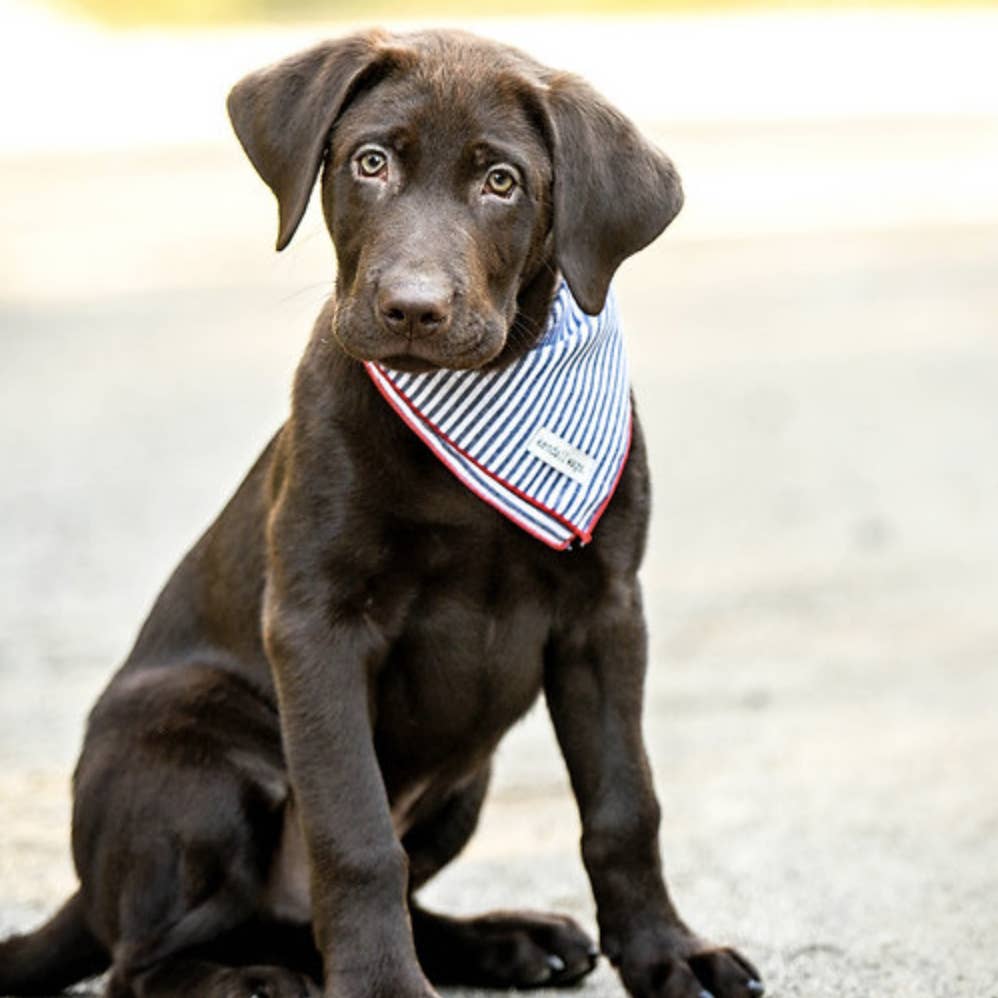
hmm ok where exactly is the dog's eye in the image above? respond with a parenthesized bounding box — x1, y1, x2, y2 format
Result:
(484, 167, 518, 198)
(356, 149, 388, 179)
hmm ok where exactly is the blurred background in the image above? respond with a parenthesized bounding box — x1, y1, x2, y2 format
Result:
(1, 0, 997, 995)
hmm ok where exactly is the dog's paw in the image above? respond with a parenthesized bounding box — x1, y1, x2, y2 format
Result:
(617, 936, 763, 998)
(216, 965, 320, 998)
(687, 948, 765, 997)
(416, 908, 599, 988)
(470, 910, 599, 987)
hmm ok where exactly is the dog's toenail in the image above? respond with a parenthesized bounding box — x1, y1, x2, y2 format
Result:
(747, 981, 765, 994)
(546, 954, 566, 973)
(698, 991, 715, 998)
(587, 942, 600, 958)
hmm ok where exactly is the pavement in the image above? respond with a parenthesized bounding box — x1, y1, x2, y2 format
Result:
(2, 5, 998, 998)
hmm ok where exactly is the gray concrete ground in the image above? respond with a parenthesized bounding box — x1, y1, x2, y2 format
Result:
(2, 9, 998, 998)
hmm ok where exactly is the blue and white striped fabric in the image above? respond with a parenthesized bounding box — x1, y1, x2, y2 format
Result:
(364, 281, 632, 550)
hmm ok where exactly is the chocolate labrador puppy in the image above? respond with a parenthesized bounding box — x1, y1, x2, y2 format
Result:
(0, 28, 762, 998)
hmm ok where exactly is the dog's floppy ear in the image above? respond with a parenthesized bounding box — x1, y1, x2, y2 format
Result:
(227, 32, 395, 251)
(543, 73, 684, 315)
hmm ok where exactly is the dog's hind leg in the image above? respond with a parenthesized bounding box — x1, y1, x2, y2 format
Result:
(108, 958, 318, 998)
(404, 767, 599, 990)
(0, 890, 108, 995)
(74, 666, 317, 998)
(103, 914, 322, 998)
(98, 809, 320, 998)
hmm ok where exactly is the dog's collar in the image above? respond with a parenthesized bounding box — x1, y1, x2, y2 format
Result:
(364, 281, 632, 550)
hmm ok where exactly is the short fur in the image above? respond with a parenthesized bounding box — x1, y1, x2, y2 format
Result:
(0, 29, 762, 998)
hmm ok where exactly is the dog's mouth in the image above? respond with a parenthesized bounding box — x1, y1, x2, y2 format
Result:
(332, 298, 507, 372)
(376, 335, 496, 372)
(377, 352, 460, 373)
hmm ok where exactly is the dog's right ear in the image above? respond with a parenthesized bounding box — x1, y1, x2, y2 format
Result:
(227, 32, 395, 251)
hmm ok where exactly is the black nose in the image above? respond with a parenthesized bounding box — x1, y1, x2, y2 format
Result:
(377, 279, 452, 339)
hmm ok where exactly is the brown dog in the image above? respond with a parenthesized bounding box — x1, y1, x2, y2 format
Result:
(0, 29, 762, 998)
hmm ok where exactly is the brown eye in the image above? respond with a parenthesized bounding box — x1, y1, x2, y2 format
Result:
(356, 149, 387, 178)
(484, 167, 517, 198)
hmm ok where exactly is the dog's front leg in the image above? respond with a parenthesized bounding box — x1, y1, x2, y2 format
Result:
(263, 551, 436, 998)
(545, 578, 763, 998)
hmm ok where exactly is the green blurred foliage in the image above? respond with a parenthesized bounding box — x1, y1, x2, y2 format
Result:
(58, 0, 998, 27)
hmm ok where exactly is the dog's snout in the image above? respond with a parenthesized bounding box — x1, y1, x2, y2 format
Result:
(377, 278, 453, 340)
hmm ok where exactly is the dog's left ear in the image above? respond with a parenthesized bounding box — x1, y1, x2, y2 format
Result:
(543, 73, 684, 315)
(227, 32, 399, 251)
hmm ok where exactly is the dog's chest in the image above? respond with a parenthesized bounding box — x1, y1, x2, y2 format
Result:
(370, 555, 554, 798)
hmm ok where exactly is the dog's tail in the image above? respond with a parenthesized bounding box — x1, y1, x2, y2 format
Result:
(0, 891, 109, 995)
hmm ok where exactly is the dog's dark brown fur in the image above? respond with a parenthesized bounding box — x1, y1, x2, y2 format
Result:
(0, 29, 762, 998)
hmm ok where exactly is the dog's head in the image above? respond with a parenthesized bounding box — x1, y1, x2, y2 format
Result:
(228, 30, 682, 371)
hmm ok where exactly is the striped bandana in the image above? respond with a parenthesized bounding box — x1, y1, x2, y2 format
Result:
(364, 281, 632, 550)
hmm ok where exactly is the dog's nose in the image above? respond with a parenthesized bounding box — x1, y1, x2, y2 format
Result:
(378, 279, 453, 339)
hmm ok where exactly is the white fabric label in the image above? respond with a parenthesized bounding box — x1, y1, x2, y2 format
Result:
(526, 426, 596, 486)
